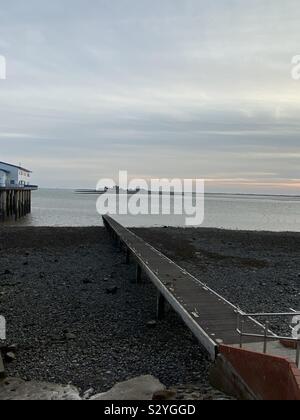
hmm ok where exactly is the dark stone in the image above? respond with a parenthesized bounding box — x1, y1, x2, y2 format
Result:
(6, 344, 18, 353)
(146, 320, 157, 328)
(106, 286, 118, 295)
(82, 279, 93, 285)
(5, 352, 16, 363)
(3, 270, 12, 276)
(65, 333, 77, 340)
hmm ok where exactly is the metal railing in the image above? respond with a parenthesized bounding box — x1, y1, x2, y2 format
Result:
(236, 310, 300, 368)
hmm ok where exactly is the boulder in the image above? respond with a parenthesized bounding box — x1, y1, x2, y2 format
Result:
(90, 375, 165, 400)
(0, 377, 81, 400)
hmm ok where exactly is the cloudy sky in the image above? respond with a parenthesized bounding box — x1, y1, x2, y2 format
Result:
(0, 0, 299, 193)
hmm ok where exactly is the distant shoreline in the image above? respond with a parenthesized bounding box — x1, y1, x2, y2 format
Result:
(38, 187, 300, 199)
(3, 189, 300, 231)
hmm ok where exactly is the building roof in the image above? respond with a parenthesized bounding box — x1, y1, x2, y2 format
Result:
(0, 161, 32, 173)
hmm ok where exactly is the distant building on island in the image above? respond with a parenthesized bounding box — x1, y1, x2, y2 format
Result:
(0, 161, 32, 188)
(0, 161, 37, 222)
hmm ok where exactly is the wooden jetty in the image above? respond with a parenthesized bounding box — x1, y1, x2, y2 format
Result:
(0, 186, 37, 222)
(103, 215, 300, 400)
(103, 215, 265, 359)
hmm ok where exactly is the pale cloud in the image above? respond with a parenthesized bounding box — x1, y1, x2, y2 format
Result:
(0, 0, 299, 192)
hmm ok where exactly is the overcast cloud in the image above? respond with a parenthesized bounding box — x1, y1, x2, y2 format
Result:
(0, 0, 299, 193)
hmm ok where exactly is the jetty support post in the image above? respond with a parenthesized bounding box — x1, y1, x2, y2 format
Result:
(0, 190, 5, 221)
(125, 247, 130, 264)
(157, 292, 166, 320)
(136, 264, 142, 284)
(0, 186, 37, 222)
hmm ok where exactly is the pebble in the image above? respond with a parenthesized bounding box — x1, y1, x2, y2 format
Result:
(146, 320, 157, 328)
(5, 352, 16, 362)
(64, 333, 77, 340)
(106, 286, 118, 295)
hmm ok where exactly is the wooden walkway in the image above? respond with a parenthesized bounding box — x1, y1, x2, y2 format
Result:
(103, 215, 265, 359)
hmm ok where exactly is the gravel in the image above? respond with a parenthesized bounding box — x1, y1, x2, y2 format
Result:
(0, 227, 213, 396)
(2, 225, 294, 398)
(134, 227, 300, 336)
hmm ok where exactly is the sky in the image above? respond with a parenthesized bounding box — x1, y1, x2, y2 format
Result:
(0, 0, 299, 193)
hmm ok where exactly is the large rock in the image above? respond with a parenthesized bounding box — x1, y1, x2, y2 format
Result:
(0, 378, 81, 400)
(91, 375, 165, 400)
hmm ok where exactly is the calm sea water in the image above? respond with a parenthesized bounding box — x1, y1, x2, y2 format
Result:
(4, 188, 300, 232)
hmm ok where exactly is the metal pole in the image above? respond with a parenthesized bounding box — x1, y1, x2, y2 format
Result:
(136, 265, 142, 284)
(263, 321, 269, 354)
(157, 292, 166, 320)
(296, 340, 300, 368)
(237, 312, 241, 348)
(240, 316, 244, 349)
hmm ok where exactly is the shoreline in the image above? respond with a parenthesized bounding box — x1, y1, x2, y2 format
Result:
(3, 188, 300, 232)
(4, 219, 300, 235)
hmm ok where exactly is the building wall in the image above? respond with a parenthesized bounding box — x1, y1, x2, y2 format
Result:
(0, 170, 7, 187)
(0, 163, 31, 186)
(18, 169, 31, 186)
(7, 167, 18, 185)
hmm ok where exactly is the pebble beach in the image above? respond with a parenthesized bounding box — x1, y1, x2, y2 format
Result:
(1, 225, 299, 398)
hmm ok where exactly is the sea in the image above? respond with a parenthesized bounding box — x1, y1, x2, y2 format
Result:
(3, 188, 300, 232)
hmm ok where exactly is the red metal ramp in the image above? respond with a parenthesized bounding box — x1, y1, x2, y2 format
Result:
(213, 345, 300, 400)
